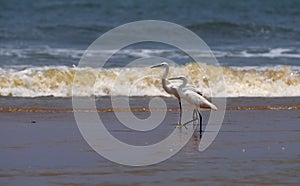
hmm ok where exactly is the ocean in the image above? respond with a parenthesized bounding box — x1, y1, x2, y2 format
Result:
(1, 0, 300, 97)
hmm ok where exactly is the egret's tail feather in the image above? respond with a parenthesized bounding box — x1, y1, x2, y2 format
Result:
(202, 99, 218, 110)
(210, 104, 218, 111)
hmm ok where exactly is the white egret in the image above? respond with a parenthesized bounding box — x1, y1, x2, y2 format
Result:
(151, 62, 206, 126)
(168, 76, 217, 134)
(150, 62, 182, 125)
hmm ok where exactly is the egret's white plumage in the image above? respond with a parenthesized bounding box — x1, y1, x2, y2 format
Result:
(169, 76, 217, 110)
(169, 76, 217, 133)
(151, 62, 182, 124)
(151, 62, 179, 98)
(151, 62, 208, 127)
(151, 62, 205, 98)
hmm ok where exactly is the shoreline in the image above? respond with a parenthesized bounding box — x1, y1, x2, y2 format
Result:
(0, 97, 299, 113)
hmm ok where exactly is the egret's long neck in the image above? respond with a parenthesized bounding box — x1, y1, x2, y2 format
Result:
(161, 66, 170, 93)
(179, 78, 187, 89)
(162, 65, 169, 80)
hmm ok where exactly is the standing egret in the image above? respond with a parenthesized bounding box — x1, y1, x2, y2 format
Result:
(150, 62, 183, 125)
(168, 76, 217, 134)
(151, 62, 206, 126)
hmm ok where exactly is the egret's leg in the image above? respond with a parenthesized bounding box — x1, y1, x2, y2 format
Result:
(178, 99, 182, 125)
(181, 109, 197, 128)
(198, 110, 203, 135)
(176, 99, 187, 128)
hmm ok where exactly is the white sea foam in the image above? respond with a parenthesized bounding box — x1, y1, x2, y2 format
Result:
(0, 63, 299, 97)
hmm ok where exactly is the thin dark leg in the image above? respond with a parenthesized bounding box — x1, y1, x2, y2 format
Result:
(178, 99, 182, 125)
(198, 110, 203, 136)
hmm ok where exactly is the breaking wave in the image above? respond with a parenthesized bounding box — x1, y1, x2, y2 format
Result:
(0, 62, 299, 97)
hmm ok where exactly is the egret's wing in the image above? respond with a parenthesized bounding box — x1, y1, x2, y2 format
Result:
(184, 85, 203, 95)
(183, 89, 217, 110)
(182, 84, 210, 100)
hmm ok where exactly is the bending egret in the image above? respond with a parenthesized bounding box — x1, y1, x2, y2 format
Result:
(151, 62, 182, 125)
(168, 76, 217, 134)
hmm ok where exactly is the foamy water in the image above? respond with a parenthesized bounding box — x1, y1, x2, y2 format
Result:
(0, 62, 299, 97)
(1, 47, 300, 60)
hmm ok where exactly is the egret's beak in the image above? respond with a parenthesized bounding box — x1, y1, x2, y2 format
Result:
(150, 64, 163, 69)
(168, 77, 181, 81)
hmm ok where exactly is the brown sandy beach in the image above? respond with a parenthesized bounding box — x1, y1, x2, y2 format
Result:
(0, 97, 299, 185)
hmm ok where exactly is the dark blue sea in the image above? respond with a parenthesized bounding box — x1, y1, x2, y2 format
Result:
(1, 0, 300, 67)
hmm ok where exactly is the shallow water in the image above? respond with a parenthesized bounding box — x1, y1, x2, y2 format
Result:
(0, 97, 299, 185)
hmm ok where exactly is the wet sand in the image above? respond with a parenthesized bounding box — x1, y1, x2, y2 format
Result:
(0, 97, 299, 185)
